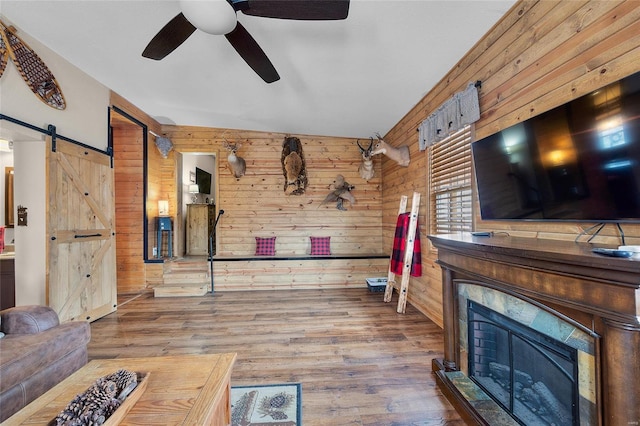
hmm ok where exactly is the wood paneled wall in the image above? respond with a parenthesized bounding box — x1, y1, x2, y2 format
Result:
(382, 0, 640, 327)
(110, 92, 164, 294)
(212, 257, 389, 291)
(160, 127, 385, 257)
(148, 127, 389, 290)
(112, 125, 145, 293)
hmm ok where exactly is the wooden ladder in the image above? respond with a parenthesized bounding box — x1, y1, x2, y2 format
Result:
(384, 192, 421, 313)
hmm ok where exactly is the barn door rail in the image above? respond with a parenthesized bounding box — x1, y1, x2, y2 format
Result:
(0, 114, 111, 157)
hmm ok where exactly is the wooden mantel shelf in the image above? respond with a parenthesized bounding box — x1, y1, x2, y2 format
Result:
(430, 233, 640, 325)
(428, 233, 640, 426)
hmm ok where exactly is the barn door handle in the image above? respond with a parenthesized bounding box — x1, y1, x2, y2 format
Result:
(74, 233, 102, 239)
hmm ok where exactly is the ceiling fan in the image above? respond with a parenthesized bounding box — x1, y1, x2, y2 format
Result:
(142, 0, 350, 83)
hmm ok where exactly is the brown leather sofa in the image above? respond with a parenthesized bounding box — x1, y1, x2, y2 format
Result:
(0, 305, 91, 422)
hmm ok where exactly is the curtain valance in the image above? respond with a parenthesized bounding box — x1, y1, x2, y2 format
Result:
(418, 81, 480, 150)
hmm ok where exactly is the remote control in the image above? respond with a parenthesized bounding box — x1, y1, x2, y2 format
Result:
(471, 231, 491, 237)
(592, 248, 634, 258)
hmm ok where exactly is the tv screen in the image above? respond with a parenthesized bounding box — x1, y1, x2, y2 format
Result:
(472, 70, 640, 223)
(195, 167, 212, 195)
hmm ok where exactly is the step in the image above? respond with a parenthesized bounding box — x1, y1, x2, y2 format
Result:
(154, 281, 210, 297)
(155, 258, 211, 297)
(162, 271, 209, 284)
(164, 261, 210, 272)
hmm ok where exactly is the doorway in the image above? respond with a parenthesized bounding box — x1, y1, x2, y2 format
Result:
(109, 107, 149, 294)
(0, 120, 47, 306)
(180, 153, 216, 258)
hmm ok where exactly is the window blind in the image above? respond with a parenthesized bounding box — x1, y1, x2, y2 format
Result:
(429, 125, 473, 235)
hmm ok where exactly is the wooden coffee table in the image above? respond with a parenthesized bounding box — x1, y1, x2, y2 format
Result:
(5, 353, 236, 425)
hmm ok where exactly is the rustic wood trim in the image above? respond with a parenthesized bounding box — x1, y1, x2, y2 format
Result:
(212, 254, 389, 261)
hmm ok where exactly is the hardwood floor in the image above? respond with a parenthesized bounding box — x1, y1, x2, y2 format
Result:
(88, 288, 465, 425)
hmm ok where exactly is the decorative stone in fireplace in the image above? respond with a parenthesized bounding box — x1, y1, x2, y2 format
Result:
(429, 234, 640, 426)
(463, 285, 596, 425)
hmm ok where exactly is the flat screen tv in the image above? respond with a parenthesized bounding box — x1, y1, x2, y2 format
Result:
(195, 167, 211, 195)
(472, 70, 640, 223)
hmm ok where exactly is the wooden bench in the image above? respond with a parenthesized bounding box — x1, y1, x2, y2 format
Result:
(211, 254, 389, 291)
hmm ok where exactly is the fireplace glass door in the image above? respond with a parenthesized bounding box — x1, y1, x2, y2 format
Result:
(468, 300, 579, 425)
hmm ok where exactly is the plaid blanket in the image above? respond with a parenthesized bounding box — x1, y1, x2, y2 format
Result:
(390, 213, 422, 277)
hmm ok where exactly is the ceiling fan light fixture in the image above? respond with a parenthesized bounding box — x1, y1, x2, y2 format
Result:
(180, 0, 237, 35)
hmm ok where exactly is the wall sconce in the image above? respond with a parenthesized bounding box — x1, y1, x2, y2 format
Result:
(158, 200, 169, 216)
(189, 184, 200, 203)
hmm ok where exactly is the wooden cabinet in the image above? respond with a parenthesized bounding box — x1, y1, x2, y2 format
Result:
(1, 257, 15, 310)
(186, 204, 214, 256)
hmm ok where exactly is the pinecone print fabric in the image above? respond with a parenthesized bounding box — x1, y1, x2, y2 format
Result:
(230, 383, 300, 425)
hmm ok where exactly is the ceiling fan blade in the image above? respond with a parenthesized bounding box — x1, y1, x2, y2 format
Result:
(142, 13, 197, 60)
(239, 0, 349, 20)
(225, 22, 280, 83)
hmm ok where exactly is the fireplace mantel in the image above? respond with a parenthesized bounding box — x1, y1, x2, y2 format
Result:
(429, 233, 640, 426)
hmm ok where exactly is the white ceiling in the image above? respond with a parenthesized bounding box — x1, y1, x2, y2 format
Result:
(1, 0, 516, 138)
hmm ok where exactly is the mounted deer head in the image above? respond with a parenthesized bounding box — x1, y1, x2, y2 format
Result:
(356, 138, 375, 181)
(370, 132, 410, 167)
(223, 140, 246, 179)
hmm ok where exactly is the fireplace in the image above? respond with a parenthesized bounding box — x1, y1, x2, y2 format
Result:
(454, 283, 596, 425)
(468, 300, 579, 425)
(428, 234, 640, 426)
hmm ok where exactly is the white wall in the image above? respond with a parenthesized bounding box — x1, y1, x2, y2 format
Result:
(13, 140, 46, 305)
(0, 17, 110, 150)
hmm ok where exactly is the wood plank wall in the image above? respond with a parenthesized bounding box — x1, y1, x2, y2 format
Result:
(110, 92, 164, 294)
(211, 257, 390, 291)
(150, 127, 389, 290)
(112, 125, 145, 293)
(110, 96, 388, 293)
(160, 127, 385, 254)
(382, 0, 640, 327)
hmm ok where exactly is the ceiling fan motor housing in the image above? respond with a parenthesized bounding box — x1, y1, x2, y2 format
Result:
(179, 0, 237, 35)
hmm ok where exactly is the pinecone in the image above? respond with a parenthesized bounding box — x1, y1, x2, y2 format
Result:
(84, 377, 118, 410)
(105, 369, 137, 392)
(53, 393, 89, 425)
(270, 411, 289, 420)
(52, 378, 121, 425)
(102, 397, 122, 419)
(269, 394, 287, 408)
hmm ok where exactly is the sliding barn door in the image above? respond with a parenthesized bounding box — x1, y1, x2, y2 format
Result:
(48, 138, 117, 322)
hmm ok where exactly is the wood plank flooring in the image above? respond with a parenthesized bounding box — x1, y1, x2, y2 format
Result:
(87, 288, 465, 425)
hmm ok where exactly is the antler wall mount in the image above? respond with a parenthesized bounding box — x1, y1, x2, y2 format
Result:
(223, 139, 247, 179)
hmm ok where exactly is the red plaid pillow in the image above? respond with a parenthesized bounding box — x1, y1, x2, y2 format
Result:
(255, 236, 276, 256)
(310, 236, 331, 255)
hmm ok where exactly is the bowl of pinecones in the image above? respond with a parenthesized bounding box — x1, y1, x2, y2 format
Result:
(49, 369, 149, 426)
